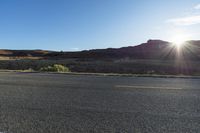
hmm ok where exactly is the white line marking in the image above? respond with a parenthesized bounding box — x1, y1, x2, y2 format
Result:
(115, 85, 182, 90)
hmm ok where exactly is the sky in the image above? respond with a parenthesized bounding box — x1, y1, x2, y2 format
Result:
(0, 0, 200, 51)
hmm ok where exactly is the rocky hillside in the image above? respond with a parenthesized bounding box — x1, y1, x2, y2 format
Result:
(46, 40, 200, 60)
(1, 40, 200, 60)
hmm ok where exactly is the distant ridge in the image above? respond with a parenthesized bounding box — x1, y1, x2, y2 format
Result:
(46, 39, 200, 60)
(0, 49, 51, 56)
(0, 40, 200, 60)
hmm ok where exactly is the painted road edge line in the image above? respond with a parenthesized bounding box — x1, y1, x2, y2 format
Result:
(115, 85, 183, 90)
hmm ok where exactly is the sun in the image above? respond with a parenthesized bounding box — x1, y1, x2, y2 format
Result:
(170, 33, 189, 49)
(173, 37, 185, 45)
(172, 36, 186, 48)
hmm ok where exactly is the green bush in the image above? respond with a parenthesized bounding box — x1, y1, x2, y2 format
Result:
(40, 64, 70, 72)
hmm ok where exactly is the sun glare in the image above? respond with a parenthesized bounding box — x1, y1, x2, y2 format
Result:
(170, 32, 189, 49)
(173, 37, 185, 45)
(172, 36, 185, 48)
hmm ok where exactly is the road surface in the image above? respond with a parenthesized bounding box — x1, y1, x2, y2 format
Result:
(0, 72, 199, 133)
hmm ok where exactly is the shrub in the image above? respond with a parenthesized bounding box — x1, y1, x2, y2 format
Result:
(40, 64, 70, 72)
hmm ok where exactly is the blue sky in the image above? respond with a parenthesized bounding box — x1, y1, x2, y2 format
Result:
(0, 0, 200, 51)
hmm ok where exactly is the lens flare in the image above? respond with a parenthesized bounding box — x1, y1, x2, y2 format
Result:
(171, 35, 186, 49)
(169, 31, 192, 52)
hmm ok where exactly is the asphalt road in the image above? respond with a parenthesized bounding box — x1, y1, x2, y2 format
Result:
(0, 73, 199, 133)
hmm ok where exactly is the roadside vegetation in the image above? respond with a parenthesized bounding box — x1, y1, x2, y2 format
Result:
(0, 59, 199, 75)
(40, 64, 70, 72)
